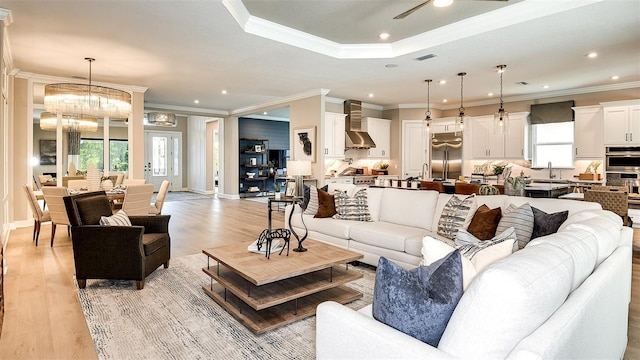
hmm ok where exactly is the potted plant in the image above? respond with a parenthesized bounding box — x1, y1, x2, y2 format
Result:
(504, 176, 526, 196)
(274, 181, 282, 199)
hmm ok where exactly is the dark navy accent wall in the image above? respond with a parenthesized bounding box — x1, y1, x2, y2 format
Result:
(239, 118, 290, 150)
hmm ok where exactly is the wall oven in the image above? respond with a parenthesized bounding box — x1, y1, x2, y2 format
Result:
(605, 146, 640, 172)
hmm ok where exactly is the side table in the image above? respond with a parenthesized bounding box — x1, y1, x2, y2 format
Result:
(267, 195, 296, 230)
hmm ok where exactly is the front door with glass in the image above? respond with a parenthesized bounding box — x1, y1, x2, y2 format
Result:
(144, 131, 182, 191)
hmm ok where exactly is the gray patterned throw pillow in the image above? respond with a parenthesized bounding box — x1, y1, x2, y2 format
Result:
(437, 194, 477, 240)
(496, 203, 534, 249)
(333, 188, 372, 221)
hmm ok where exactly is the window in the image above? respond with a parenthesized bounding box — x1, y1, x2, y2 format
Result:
(79, 139, 128, 171)
(531, 122, 574, 168)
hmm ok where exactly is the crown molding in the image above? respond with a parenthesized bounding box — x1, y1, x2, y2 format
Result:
(223, 0, 604, 59)
(231, 88, 330, 116)
(144, 103, 229, 117)
(325, 96, 384, 111)
(14, 71, 148, 93)
(239, 114, 289, 122)
(386, 81, 640, 111)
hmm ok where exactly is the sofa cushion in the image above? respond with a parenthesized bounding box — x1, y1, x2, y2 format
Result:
(438, 243, 574, 359)
(437, 194, 477, 240)
(315, 188, 337, 218)
(350, 221, 426, 253)
(561, 215, 622, 266)
(531, 206, 568, 240)
(496, 203, 534, 249)
(421, 235, 514, 290)
(333, 188, 372, 221)
(293, 215, 354, 240)
(99, 210, 132, 226)
(365, 186, 384, 222)
(372, 254, 463, 347)
(142, 232, 170, 256)
(379, 188, 440, 230)
(466, 204, 502, 240)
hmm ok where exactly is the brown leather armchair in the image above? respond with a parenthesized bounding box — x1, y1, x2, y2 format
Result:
(64, 191, 171, 290)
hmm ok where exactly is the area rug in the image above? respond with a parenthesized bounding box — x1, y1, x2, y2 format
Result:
(76, 253, 375, 360)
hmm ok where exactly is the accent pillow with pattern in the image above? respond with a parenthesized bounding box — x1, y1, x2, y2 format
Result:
(437, 194, 477, 240)
(496, 203, 534, 249)
(99, 210, 132, 226)
(333, 188, 372, 221)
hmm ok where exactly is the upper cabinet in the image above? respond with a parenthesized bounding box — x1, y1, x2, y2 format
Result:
(429, 117, 458, 134)
(573, 106, 604, 159)
(471, 112, 529, 159)
(602, 101, 640, 146)
(364, 117, 391, 159)
(324, 112, 346, 158)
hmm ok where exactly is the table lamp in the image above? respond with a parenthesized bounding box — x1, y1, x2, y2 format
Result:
(287, 160, 312, 199)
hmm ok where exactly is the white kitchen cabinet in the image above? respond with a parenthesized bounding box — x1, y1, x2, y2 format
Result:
(602, 101, 640, 145)
(324, 112, 346, 158)
(429, 117, 459, 134)
(364, 117, 391, 159)
(471, 112, 529, 159)
(573, 106, 604, 159)
(471, 116, 504, 159)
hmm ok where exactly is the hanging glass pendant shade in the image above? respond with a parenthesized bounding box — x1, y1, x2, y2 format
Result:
(455, 72, 468, 135)
(39, 112, 99, 132)
(423, 79, 433, 134)
(494, 64, 510, 134)
(44, 58, 131, 119)
(145, 112, 177, 127)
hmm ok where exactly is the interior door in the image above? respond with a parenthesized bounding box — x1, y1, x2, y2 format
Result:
(402, 120, 426, 178)
(145, 131, 182, 191)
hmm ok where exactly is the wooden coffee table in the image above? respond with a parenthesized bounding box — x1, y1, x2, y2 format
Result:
(202, 239, 363, 334)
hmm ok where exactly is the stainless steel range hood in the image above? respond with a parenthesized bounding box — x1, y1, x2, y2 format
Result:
(344, 100, 376, 149)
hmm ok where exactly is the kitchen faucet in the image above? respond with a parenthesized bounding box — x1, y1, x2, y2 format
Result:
(548, 161, 556, 179)
(421, 162, 430, 180)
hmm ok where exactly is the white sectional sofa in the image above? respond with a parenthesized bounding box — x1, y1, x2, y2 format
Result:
(284, 185, 633, 359)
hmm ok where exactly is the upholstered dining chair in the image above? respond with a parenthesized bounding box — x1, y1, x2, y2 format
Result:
(149, 180, 170, 215)
(420, 181, 446, 193)
(454, 182, 482, 195)
(114, 173, 125, 186)
(23, 184, 51, 246)
(67, 179, 90, 190)
(41, 186, 71, 246)
(584, 188, 629, 225)
(63, 191, 171, 290)
(122, 184, 155, 216)
(123, 179, 146, 186)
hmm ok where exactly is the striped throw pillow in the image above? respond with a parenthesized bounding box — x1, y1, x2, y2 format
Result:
(99, 210, 132, 226)
(303, 186, 319, 216)
(496, 203, 534, 249)
(333, 188, 372, 221)
(437, 194, 477, 240)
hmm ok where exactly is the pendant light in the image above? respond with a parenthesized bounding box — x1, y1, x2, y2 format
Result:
(456, 72, 467, 134)
(424, 79, 433, 133)
(494, 65, 509, 134)
(44, 58, 132, 119)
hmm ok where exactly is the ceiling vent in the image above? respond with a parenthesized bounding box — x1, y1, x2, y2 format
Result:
(414, 54, 438, 61)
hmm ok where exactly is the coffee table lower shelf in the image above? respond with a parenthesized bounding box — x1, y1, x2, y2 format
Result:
(203, 283, 361, 334)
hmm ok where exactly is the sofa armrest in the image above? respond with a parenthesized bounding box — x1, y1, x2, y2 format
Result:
(129, 215, 171, 233)
(316, 301, 459, 360)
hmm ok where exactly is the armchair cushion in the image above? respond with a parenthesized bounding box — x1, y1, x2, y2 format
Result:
(142, 233, 170, 255)
(100, 210, 132, 226)
(74, 193, 112, 225)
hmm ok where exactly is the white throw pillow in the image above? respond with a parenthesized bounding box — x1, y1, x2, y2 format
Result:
(421, 235, 514, 290)
(303, 185, 319, 216)
(99, 210, 132, 226)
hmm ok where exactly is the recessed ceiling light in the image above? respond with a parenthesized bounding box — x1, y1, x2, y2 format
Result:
(194, 100, 199, 104)
(611, 75, 619, 80)
(263, 112, 268, 115)
(442, 99, 448, 103)
(439, 80, 446, 85)
(368, 93, 374, 98)
(385, 63, 398, 68)
(433, 0, 453, 7)
(488, 92, 494, 97)
(221, 90, 227, 94)
(378, 33, 390, 40)
(542, 85, 550, 89)
(586, 52, 598, 58)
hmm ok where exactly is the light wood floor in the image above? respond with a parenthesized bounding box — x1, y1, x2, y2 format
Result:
(0, 196, 638, 359)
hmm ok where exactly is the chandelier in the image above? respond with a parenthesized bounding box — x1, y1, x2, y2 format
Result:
(456, 72, 468, 134)
(39, 112, 98, 132)
(494, 64, 510, 134)
(44, 58, 132, 119)
(145, 112, 177, 127)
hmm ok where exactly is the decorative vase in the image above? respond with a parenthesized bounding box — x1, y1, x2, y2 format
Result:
(86, 164, 101, 191)
(275, 192, 282, 199)
(101, 179, 114, 191)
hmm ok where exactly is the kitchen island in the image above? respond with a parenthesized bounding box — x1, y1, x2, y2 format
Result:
(524, 183, 570, 198)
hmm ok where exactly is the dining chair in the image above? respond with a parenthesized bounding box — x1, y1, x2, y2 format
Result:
(23, 184, 52, 246)
(38, 174, 53, 187)
(584, 189, 629, 225)
(123, 179, 146, 186)
(41, 186, 71, 246)
(67, 179, 90, 190)
(122, 184, 155, 216)
(114, 173, 125, 186)
(150, 180, 170, 215)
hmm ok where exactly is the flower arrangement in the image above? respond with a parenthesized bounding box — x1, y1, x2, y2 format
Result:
(492, 164, 506, 176)
(379, 162, 390, 170)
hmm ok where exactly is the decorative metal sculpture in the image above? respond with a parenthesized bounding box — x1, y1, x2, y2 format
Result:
(256, 228, 291, 259)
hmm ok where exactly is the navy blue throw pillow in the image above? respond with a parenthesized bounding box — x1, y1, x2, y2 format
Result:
(372, 252, 463, 346)
(530, 206, 569, 240)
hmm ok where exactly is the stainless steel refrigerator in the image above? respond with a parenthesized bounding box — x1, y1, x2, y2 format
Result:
(431, 132, 463, 180)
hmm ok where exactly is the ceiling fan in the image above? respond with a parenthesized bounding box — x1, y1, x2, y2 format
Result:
(393, 0, 508, 19)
